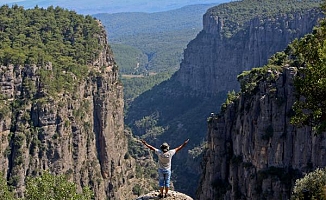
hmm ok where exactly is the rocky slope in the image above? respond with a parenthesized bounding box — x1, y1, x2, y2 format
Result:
(0, 21, 142, 199)
(197, 66, 326, 199)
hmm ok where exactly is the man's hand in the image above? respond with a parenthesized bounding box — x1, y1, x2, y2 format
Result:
(141, 139, 155, 151)
(175, 139, 189, 153)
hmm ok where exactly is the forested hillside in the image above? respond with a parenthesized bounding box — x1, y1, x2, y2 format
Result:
(207, 0, 321, 38)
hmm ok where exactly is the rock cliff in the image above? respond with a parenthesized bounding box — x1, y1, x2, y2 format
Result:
(0, 21, 139, 199)
(174, 5, 322, 95)
(197, 66, 326, 200)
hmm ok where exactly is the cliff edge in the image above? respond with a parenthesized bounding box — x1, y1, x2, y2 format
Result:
(197, 66, 326, 199)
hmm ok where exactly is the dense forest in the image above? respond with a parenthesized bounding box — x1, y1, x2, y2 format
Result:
(0, 5, 104, 97)
(0, 171, 93, 199)
(208, 0, 322, 37)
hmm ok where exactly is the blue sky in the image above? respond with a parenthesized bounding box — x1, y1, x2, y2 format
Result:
(0, 0, 231, 14)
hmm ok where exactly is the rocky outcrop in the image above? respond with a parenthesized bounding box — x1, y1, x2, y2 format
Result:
(197, 66, 326, 200)
(137, 190, 193, 200)
(0, 23, 140, 199)
(174, 8, 323, 95)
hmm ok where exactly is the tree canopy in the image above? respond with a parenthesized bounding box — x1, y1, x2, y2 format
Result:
(0, 172, 93, 200)
(0, 5, 104, 96)
(289, 1, 326, 134)
(207, 0, 322, 37)
(0, 5, 102, 66)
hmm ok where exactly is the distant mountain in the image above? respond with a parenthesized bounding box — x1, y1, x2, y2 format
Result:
(1, 0, 231, 14)
(94, 4, 215, 40)
(94, 4, 219, 75)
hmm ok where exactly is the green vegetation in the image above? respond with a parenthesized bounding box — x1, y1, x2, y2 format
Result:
(207, 0, 321, 38)
(237, 65, 283, 95)
(0, 5, 104, 96)
(0, 171, 93, 200)
(122, 71, 173, 107)
(288, 5, 326, 134)
(0, 173, 15, 200)
(220, 90, 239, 113)
(110, 30, 193, 73)
(25, 171, 93, 200)
(94, 4, 211, 40)
(291, 168, 326, 200)
(0, 96, 10, 119)
(125, 78, 227, 196)
(111, 43, 148, 75)
(231, 1, 326, 134)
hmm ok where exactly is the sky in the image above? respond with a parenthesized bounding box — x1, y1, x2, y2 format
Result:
(0, 0, 231, 14)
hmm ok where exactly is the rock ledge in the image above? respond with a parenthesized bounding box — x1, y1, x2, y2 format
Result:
(136, 190, 193, 200)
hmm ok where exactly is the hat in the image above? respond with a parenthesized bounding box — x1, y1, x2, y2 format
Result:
(160, 142, 170, 152)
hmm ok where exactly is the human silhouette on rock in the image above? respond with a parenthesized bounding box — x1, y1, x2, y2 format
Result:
(141, 139, 189, 198)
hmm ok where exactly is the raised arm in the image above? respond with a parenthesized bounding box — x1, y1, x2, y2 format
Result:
(175, 139, 189, 153)
(141, 139, 156, 151)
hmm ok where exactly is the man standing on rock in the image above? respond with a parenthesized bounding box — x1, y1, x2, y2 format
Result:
(141, 139, 189, 198)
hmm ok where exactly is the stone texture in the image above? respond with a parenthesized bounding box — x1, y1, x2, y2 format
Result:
(197, 66, 326, 200)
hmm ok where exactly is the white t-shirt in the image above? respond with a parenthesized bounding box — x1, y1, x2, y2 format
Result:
(154, 149, 176, 170)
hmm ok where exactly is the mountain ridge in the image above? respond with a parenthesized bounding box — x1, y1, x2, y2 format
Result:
(1, 0, 230, 14)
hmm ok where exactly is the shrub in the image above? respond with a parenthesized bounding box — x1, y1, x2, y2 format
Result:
(25, 171, 93, 200)
(291, 168, 326, 200)
(0, 173, 15, 200)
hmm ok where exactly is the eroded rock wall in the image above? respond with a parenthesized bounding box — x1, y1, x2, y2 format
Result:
(174, 9, 322, 95)
(197, 67, 326, 200)
(0, 24, 137, 200)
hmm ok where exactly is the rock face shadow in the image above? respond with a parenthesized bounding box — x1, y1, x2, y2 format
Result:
(136, 190, 193, 200)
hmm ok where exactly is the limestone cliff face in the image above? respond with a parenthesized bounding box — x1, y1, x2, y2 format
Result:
(174, 8, 322, 95)
(0, 24, 137, 199)
(197, 66, 326, 200)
